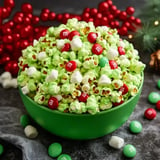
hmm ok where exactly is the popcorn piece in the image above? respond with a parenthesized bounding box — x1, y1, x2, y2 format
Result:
(27, 66, 37, 77)
(21, 86, 30, 95)
(48, 82, 60, 95)
(112, 79, 123, 89)
(70, 70, 83, 83)
(24, 125, 38, 139)
(100, 97, 112, 110)
(46, 69, 58, 82)
(82, 83, 90, 93)
(37, 51, 47, 60)
(106, 48, 119, 60)
(71, 37, 83, 51)
(98, 75, 111, 85)
(109, 136, 124, 149)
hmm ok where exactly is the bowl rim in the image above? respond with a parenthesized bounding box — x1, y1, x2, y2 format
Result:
(19, 72, 144, 117)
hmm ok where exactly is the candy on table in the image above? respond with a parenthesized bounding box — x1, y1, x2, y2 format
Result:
(0, 144, 4, 156)
(148, 92, 160, 104)
(20, 114, 30, 128)
(123, 144, 136, 158)
(24, 125, 38, 139)
(108, 136, 124, 149)
(157, 80, 160, 89)
(156, 100, 160, 110)
(57, 154, 72, 160)
(129, 120, 142, 134)
(144, 108, 157, 120)
(48, 142, 62, 158)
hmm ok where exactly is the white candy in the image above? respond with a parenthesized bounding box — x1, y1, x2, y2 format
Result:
(37, 51, 47, 60)
(56, 39, 65, 49)
(46, 69, 58, 82)
(27, 67, 37, 77)
(24, 125, 38, 139)
(106, 48, 119, 60)
(70, 70, 83, 83)
(21, 86, 29, 95)
(71, 37, 82, 51)
(33, 39, 38, 46)
(109, 136, 124, 149)
(0, 72, 12, 83)
(98, 75, 111, 85)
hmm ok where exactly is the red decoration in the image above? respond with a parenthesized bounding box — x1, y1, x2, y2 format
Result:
(126, 6, 135, 15)
(78, 92, 89, 102)
(48, 97, 59, 110)
(144, 108, 157, 120)
(21, 3, 33, 14)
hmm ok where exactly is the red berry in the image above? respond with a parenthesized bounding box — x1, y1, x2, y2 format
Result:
(87, 32, 98, 43)
(61, 43, 71, 52)
(98, 2, 109, 13)
(118, 26, 128, 36)
(126, 6, 135, 15)
(4, 0, 15, 8)
(109, 60, 118, 69)
(2, 35, 13, 43)
(156, 100, 160, 110)
(118, 46, 125, 55)
(144, 108, 157, 120)
(82, 12, 90, 21)
(78, 92, 89, 102)
(134, 18, 141, 26)
(119, 11, 127, 20)
(65, 61, 77, 72)
(119, 84, 128, 95)
(32, 16, 40, 24)
(48, 97, 59, 110)
(40, 12, 49, 21)
(68, 30, 80, 40)
(49, 11, 56, 21)
(92, 43, 103, 55)
(90, 8, 98, 17)
(60, 29, 70, 39)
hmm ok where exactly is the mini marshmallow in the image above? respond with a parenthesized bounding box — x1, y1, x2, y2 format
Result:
(109, 136, 124, 149)
(2, 79, 12, 88)
(98, 75, 111, 85)
(0, 72, 12, 83)
(27, 67, 37, 77)
(46, 69, 58, 82)
(70, 70, 83, 83)
(56, 39, 65, 49)
(21, 86, 29, 95)
(37, 51, 47, 60)
(10, 78, 18, 88)
(71, 37, 82, 51)
(106, 48, 119, 60)
(24, 125, 38, 139)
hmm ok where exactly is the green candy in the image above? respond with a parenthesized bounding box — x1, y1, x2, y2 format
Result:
(57, 154, 72, 160)
(20, 114, 30, 128)
(123, 144, 136, 158)
(0, 144, 4, 155)
(48, 142, 62, 158)
(129, 120, 142, 133)
(148, 92, 160, 104)
(157, 80, 160, 89)
(99, 57, 108, 68)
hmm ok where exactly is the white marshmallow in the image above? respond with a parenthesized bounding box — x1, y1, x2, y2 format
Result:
(2, 79, 12, 88)
(10, 78, 18, 88)
(70, 70, 83, 83)
(109, 136, 124, 149)
(56, 39, 65, 49)
(37, 51, 47, 60)
(46, 69, 58, 82)
(54, 95, 62, 101)
(21, 86, 29, 95)
(27, 67, 37, 77)
(71, 37, 82, 51)
(24, 125, 38, 139)
(98, 75, 111, 85)
(106, 48, 119, 60)
(0, 72, 12, 83)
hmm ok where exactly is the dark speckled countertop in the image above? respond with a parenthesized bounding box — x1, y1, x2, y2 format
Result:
(1, 0, 160, 160)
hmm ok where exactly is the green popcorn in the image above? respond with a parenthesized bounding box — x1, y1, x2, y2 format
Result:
(61, 83, 75, 94)
(100, 66, 112, 77)
(48, 82, 60, 95)
(86, 95, 99, 115)
(53, 24, 67, 37)
(128, 84, 138, 96)
(100, 87, 112, 97)
(111, 91, 123, 103)
(110, 68, 122, 79)
(27, 79, 37, 92)
(58, 103, 69, 112)
(17, 73, 29, 87)
(47, 26, 55, 37)
(130, 60, 146, 74)
(100, 97, 112, 110)
(112, 79, 123, 89)
(34, 93, 46, 105)
(66, 18, 78, 29)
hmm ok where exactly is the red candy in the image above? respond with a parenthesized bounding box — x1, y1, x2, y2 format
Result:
(68, 30, 80, 40)
(144, 108, 157, 120)
(78, 92, 89, 102)
(118, 46, 125, 55)
(48, 97, 59, 110)
(60, 29, 70, 39)
(61, 43, 71, 52)
(87, 32, 98, 43)
(109, 60, 118, 69)
(156, 100, 160, 110)
(65, 60, 77, 72)
(92, 43, 103, 55)
(119, 84, 128, 95)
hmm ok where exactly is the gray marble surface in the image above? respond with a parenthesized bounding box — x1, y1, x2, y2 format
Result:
(1, 0, 160, 160)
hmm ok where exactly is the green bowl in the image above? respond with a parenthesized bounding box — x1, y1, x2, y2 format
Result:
(19, 74, 143, 140)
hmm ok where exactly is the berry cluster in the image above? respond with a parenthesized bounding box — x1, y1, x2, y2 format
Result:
(0, 0, 141, 76)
